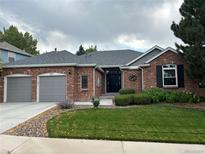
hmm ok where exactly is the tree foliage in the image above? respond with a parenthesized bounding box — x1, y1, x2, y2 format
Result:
(85, 45, 97, 53)
(0, 25, 39, 55)
(171, 0, 205, 85)
(76, 44, 97, 55)
(76, 45, 85, 55)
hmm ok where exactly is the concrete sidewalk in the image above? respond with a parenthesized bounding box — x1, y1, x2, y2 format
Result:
(0, 135, 205, 154)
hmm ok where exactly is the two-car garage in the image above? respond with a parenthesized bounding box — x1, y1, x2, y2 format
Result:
(4, 74, 67, 103)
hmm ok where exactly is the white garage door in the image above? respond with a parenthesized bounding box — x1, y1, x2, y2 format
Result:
(39, 76, 67, 102)
(7, 76, 32, 102)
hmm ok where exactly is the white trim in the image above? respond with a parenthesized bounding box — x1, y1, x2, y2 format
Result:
(104, 73, 107, 93)
(5, 74, 32, 77)
(126, 45, 164, 66)
(93, 68, 96, 96)
(38, 73, 66, 77)
(121, 64, 150, 70)
(146, 47, 178, 63)
(95, 67, 104, 73)
(4, 74, 32, 102)
(3, 63, 96, 68)
(98, 65, 122, 68)
(8, 51, 16, 62)
(162, 64, 178, 88)
(36, 73, 67, 102)
(140, 68, 144, 90)
(122, 70, 124, 88)
(3, 77, 7, 103)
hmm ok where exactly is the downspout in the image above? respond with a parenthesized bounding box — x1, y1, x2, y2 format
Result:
(93, 67, 96, 96)
(139, 67, 144, 91)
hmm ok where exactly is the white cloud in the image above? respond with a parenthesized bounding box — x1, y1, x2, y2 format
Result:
(0, 0, 184, 53)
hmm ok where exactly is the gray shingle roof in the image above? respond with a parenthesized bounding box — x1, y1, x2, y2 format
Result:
(0, 41, 32, 56)
(77, 49, 143, 66)
(129, 48, 162, 66)
(6, 49, 143, 67)
(8, 50, 76, 65)
(5, 46, 164, 68)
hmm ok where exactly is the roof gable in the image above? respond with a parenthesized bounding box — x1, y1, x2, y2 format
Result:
(0, 41, 32, 56)
(145, 47, 178, 63)
(126, 45, 163, 66)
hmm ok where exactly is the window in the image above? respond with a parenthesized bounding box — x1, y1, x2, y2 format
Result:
(81, 75, 88, 90)
(8, 52, 16, 63)
(199, 81, 205, 88)
(96, 77, 101, 87)
(162, 64, 178, 87)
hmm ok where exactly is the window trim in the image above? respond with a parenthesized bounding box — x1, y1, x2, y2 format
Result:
(162, 64, 178, 88)
(80, 75, 88, 90)
(8, 52, 16, 62)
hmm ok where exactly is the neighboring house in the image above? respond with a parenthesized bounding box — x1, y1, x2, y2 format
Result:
(0, 45, 204, 103)
(0, 41, 32, 63)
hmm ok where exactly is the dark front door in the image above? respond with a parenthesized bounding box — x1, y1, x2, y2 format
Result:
(106, 68, 121, 93)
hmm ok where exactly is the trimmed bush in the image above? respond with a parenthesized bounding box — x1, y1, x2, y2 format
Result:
(199, 96, 205, 102)
(115, 88, 200, 106)
(114, 94, 134, 106)
(91, 96, 100, 108)
(119, 88, 135, 95)
(132, 94, 152, 105)
(142, 88, 166, 103)
(57, 100, 73, 109)
(142, 88, 200, 104)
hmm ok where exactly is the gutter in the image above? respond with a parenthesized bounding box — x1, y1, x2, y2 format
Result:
(139, 67, 144, 90)
(3, 63, 97, 68)
(120, 64, 150, 70)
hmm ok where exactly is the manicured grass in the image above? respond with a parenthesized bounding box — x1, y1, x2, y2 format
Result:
(48, 104, 205, 144)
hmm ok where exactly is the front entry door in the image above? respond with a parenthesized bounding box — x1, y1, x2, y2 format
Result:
(106, 68, 121, 93)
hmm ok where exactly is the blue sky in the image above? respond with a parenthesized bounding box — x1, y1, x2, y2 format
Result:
(0, 0, 183, 53)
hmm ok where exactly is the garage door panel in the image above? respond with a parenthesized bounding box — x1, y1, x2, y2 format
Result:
(39, 76, 66, 102)
(7, 77, 32, 102)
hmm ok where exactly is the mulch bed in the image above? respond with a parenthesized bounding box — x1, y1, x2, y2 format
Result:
(3, 107, 64, 137)
(173, 102, 205, 110)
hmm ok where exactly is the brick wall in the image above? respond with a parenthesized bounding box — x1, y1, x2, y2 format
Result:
(143, 50, 205, 96)
(0, 66, 98, 103)
(74, 67, 94, 101)
(95, 69, 104, 97)
(122, 69, 142, 93)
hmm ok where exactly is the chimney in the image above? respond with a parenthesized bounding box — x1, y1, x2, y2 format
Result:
(54, 48, 57, 52)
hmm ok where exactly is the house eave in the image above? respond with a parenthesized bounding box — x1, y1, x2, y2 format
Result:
(120, 64, 150, 70)
(3, 63, 97, 68)
(126, 45, 164, 66)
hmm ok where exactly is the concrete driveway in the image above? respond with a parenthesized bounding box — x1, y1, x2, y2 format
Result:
(0, 103, 56, 133)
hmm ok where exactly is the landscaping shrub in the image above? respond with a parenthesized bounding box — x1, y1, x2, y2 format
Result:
(199, 96, 205, 102)
(142, 88, 200, 103)
(57, 100, 73, 109)
(132, 94, 152, 105)
(114, 94, 134, 106)
(142, 88, 166, 103)
(91, 96, 100, 108)
(119, 88, 135, 95)
(115, 88, 200, 106)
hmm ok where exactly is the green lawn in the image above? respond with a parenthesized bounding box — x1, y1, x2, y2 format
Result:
(48, 104, 205, 144)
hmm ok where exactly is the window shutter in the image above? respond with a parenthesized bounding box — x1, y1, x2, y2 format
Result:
(156, 65, 163, 88)
(177, 65, 184, 88)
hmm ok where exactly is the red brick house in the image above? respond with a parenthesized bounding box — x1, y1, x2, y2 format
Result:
(0, 45, 204, 103)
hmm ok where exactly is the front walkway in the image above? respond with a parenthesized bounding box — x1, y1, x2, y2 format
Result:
(0, 103, 56, 133)
(0, 135, 204, 154)
(75, 98, 114, 106)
